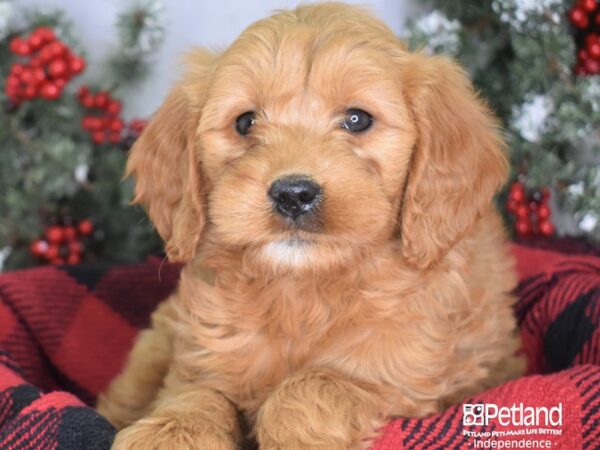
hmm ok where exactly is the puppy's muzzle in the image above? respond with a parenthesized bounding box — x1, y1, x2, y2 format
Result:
(268, 175, 321, 224)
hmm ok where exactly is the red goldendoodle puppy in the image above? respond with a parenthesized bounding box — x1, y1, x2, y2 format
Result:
(97, 3, 524, 449)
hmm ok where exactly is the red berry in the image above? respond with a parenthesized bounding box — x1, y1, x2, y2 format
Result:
(64, 226, 77, 241)
(4, 84, 15, 95)
(82, 115, 103, 131)
(19, 68, 34, 84)
(106, 100, 122, 115)
(94, 117, 106, 132)
(46, 245, 60, 260)
(585, 58, 600, 74)
(17, 42, 32, 56)
(570, 7, 590, 28)
(514, 219, 532, 236)
(77, 86, 89, 99)
(537, 205, 551, 220)
(509, 189, 525, 203)
(10, 63, 24, 76)
(129, 119, 148, 133)
(54, 78, 67, 90)
(109, 118, 124, 132)
(48, 41, 67, 58)
(29, 56, 44, 67)
(515, 204, 530, 219)
(81, 116, 93, 130)
(109, 132, 122, 144)
(581, 0, 597, 13)
(538, 220, 555, 236)
(48, 59, 69, 78)
(36, 27, 56, 43)
(46, 225, 65, 244)
(94, 92, 109, 109)
(78, 219, 94, 235)
(30, 240, 49, 257)
(586, 32, 599, 47)
(6, 75, 20, 89)
(28, 33, 44, 51)
(50, 258, 65, 265)
(4, 83, 20, 99)
(510, 181, 525, 193)
(588, 42, 600, 59)
(69, 57, 86, 74)
(67, 253, 81, 265)
(40, 82, 62, 100)
(575, 63, 586, 75)
(9, 37, 22, 53)
(81, 94, 95, 109)
(69, 241, 84, 254)
(9, 37, 31, 56)
(23, 84, 37, 99)
(91, 131, 106, 144)
(579, 48, 590, 62)
(38, 45, 54, 63)
(31, 67, 46, 86)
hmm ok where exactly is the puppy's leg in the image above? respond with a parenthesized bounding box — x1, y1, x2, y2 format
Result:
(255, 368, 393, 450)
(97, 299, 175, 429)
(111, 381, 241, 450)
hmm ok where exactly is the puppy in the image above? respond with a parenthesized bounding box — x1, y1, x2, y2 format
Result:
(97, 3, 524, 449)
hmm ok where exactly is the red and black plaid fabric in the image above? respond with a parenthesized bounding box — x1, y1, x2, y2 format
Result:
(0, 239, 598, 449)
(0, 352, 114, 449)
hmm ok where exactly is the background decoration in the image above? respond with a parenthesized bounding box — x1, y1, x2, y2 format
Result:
(406, 0, 600, 242)
(2, 0, 599, 271)
(505, 180, 555, 236)
(0, 1, 165, 271)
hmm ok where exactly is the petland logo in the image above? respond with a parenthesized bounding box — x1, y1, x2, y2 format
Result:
(463, 403, 563, 427)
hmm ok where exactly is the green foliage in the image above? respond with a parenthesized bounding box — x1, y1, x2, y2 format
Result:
(406, 0, 600, 239)
(0, 1, 165, 270)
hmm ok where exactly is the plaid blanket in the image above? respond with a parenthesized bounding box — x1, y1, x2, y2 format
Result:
(0, 238, 598, 449)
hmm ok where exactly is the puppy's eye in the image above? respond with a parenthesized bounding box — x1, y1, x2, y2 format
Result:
(341, 108, 373, 133)
(235, 111, 256, 136)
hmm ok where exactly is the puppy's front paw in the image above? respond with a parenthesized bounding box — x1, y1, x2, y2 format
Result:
(256, 401, 369, 450)
(255, 370, 387, 450)
(256, 415, 348, 450)
(111, 416, 238, 450)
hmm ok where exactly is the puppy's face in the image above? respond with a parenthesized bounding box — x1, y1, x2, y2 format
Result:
(202, 15, 415, 273)
(127, 4, 508, 274)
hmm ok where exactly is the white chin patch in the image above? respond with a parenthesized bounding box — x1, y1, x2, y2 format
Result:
(263, 239, 313, 267)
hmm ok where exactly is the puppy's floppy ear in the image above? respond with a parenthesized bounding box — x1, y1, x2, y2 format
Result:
(399, 54, 509, 269)
(126, 50, 216, 262)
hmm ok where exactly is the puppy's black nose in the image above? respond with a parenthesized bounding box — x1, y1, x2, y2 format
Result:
(268, 176, 321, 219)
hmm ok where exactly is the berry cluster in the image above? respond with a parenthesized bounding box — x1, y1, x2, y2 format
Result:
(506, 182, 555, 237)
(78, 86, 124, 145)
(569, 0, 600, 75)
(5, 27, 85, 105)
(77, 86, 148, 146)
(29, 219, 94, 265)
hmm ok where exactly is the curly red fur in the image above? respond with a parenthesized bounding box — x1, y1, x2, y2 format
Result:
(97, 3, 524, 449)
